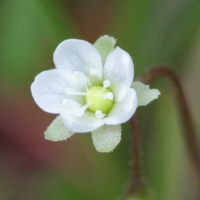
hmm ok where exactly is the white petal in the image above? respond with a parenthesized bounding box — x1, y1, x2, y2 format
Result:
(31, 69, 85, 113)
(53, 39, 103, 85)
(60, 110, 104, 133)
(91, 124, 121, 153)
(44, 115, 74, 141)
(103, 47, 134, 101)
(131, 81, 161, 106)
(104, 88, 137, 125)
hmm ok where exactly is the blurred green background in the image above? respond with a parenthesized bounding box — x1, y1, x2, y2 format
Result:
(0, 0, 200, 199)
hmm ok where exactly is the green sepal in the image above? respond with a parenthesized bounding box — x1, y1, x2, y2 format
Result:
(93, 35, 117, 64)
(131, 81, 160, 106)
(44, 115, 74, 141)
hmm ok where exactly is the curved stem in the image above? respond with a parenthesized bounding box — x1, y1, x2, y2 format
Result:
(125, 65, 200, 199)
(137, 65, 200, 178)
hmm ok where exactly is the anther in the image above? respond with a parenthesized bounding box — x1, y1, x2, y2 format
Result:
(102, 92, 113, 100)
(73, 71, 80, 76)
(62, 99, 69, 106)
(89, 68, 103, 81)
(103, 80, 110, 88)
(97, 80, 111, 96)
(95, 110, 106, 119)
(90, 68, 97, 75)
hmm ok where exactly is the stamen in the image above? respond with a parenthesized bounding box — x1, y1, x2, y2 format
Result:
(103, 80, 110, 88)
(62, 98, 92, 116)
(73, 71, 92, 91)
(95, 110, 106, 119)
(73, 71, 80, 76)
(90, 68, 97, 75)
(62, 99, 69, 106)
(62, 99, 81, 107)
(73, 100, 92, 116)
(65, 87, 86, 96)
(97, 80, 111, 96)
(102, 92, 113, 100)
(89, 68, 103, 80)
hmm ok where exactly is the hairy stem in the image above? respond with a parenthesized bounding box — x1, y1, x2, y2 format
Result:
(125, 65, 200, 199)
(137, 65, 200, 177)
(125, 113, 144, 197)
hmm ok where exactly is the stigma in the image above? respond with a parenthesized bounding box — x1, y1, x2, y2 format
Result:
(85, 86, 114, 114)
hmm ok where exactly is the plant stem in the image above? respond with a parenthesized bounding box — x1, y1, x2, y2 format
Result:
(137, 65, 200, 178)
(125, 113, 144, 197)
(125, 65, 200, 199)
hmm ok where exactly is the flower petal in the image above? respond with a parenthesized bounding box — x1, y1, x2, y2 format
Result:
(60, 110, 104, 133)
(45, 115, 74, 141)
(53, 39, 103, 85)
(31, 69, 85, 114)
(103, 47, 134, 101)
(91, 124, 121, 153)
(104, 88, 137, 125)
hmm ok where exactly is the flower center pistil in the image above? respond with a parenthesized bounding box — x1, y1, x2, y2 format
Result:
(85, 86, 114, 114)
(63, 70, 114, 118)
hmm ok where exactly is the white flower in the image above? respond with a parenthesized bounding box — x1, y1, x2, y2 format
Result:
(31, 37, 137, 152)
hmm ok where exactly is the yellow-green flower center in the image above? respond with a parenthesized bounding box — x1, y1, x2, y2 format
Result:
(85, 86, 114, 114)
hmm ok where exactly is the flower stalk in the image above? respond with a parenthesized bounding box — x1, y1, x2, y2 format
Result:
(125, 113, 145, 198)
(125, 65, 200, 199)
(137, 65, 200, 178)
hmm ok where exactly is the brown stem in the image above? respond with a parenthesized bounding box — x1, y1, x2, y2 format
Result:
(125, 65, 200, 199)
(125, 113, 144, 197)
(137, 65, 200, 178)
